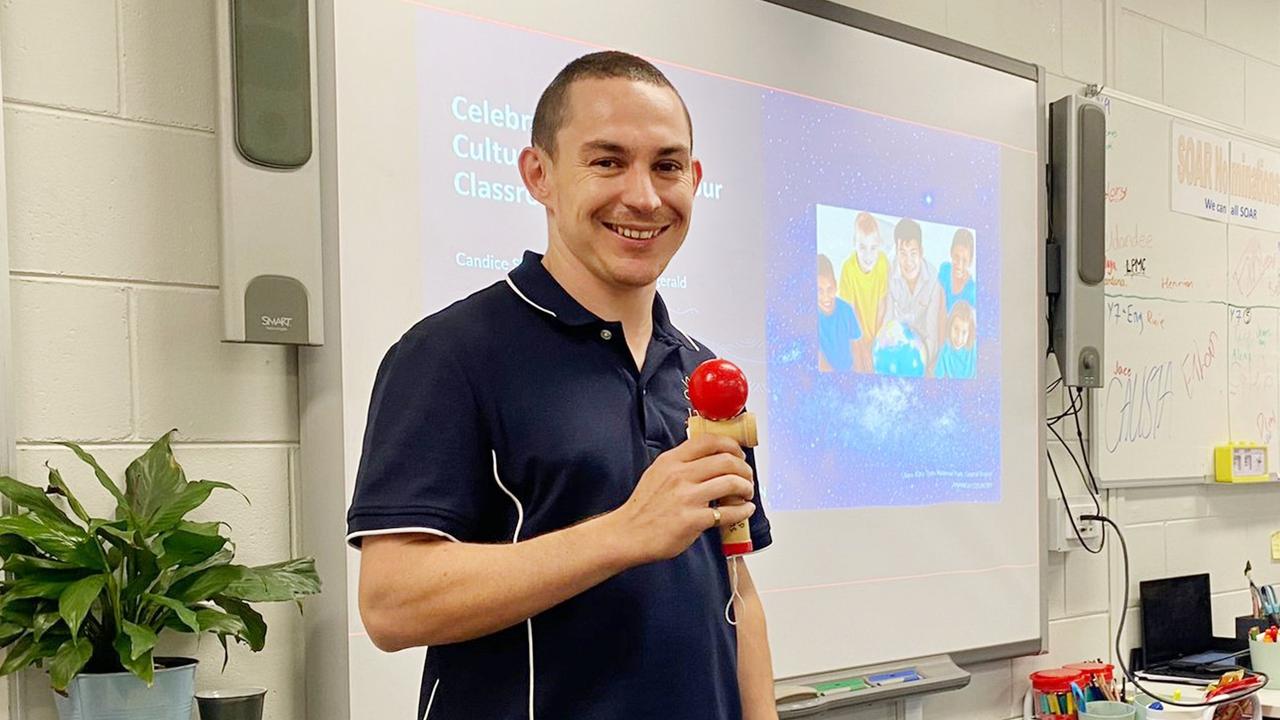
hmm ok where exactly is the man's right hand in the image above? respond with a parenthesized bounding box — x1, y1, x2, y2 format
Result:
(612, 433, 756, 564)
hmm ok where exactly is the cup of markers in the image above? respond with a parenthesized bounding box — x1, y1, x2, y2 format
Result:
(1063, 662, 1121, 704)
(1029, 667, 1089, 719)
(1249, 625, 1280, 688)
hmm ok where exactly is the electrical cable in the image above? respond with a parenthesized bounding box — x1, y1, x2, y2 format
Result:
(1046, 443, 1103, 554)
(1069, 387, 1101, 494)
(1048, 419, 1102, 521)
(1081, 514, 1269, 709)
(1047, 389, 1085, 427)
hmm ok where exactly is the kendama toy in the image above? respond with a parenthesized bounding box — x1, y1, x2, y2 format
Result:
(686, 358, 758, 556)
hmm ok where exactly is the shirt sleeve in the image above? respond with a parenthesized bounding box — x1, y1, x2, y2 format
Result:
(346, 327, 500, 549)
(744, 446, 773, 553)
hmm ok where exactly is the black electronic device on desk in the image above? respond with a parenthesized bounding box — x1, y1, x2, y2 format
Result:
(1136, 573, 1248, 684)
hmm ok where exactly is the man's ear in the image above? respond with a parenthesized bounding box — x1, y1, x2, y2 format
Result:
(692, 157, 704, 193)
(518, 146, 554, 208)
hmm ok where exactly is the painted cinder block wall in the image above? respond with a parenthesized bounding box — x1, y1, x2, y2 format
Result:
(1, 2, 300, 718)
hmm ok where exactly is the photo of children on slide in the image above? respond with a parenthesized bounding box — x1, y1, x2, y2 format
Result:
(817, 208, 977, 379)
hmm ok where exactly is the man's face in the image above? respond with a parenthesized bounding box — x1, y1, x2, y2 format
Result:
(538, 78, 701, 290)
(951, 317, 971, 348)
(898, 240, 921, 282)
(818, 273, 837, 315)
(855, 230, 880, 271)
(951, 244, 972, 278)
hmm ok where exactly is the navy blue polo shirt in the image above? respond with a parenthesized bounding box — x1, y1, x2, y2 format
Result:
(347, 251, 773, 720)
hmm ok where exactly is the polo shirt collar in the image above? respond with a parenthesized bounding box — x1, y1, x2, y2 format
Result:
(506, 250, 697, 350)
(506, 251, 598, 326)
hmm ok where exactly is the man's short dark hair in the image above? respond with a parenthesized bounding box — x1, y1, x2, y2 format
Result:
(894, 218, 923, 249)
(532, 51, 693, 157)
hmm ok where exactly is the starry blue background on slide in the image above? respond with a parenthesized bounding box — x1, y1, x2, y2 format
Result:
(762, 91, 1004, 510)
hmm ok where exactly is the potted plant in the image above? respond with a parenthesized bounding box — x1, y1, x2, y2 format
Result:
(0, 431, 321, 720)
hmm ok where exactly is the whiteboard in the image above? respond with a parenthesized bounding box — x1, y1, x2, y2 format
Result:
(302, 1, 1046, 717)
(1094, 93, 1280, 484)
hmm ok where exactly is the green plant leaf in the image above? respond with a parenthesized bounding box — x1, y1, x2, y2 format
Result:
(156, 522, 228, 570)
(213, 596, 266, 652)
(2, 554, 81, 574)
(112, 633, 153, 686)
(48, 636, 93, 692)
(0, 476, 79, 533)
(3, 576, 79, 601)
(58, 575, 106, 637)
(0, 533, 38, 560)
(142, 593, 199, 633)
(148, 481, 245, 535)
(216, 632, 231, 672)
(122, 427, 185, 507)
(0, 515, 78, 558)
(58, 442, 134, 525)
(0, 632, 63, 676)
(2, 559, 96, 595)
(0, 622, 25, 646)
(120, 541, 160, 604)
(168, 548, 233, 584)
(113, 617, 155, 661)
(0, 514, 103, 570)
(0, 633, 32, 676)
(31, 610, 62, 642)
(221, 558, 321, 603)
(169, 564, 248, 604)
(194, 608, 246, 637)
(44, 464, 91, 527)
(0, 598, 41, 627)
(90, 520, 132, 544)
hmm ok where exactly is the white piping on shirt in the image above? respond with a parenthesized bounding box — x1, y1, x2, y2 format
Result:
(505, 276, 557, 318)
(421, 645, 440, 720)
(491, 451, 534, 720)
(507, 271, 700, 357)
(675, 327, 701, 352)
(345, 527, 461, 550)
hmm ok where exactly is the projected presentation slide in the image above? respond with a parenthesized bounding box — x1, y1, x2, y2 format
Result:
(413, 6, 1003, 512)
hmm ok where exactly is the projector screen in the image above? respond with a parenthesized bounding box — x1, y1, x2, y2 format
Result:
(315, 0, 1044, 715)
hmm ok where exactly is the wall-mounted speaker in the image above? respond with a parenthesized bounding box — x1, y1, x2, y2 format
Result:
(217, 0, 324, 345)
(1048, 94, 1106, 388)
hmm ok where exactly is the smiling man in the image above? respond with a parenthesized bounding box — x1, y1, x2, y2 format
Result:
(347, 52, 777, 720)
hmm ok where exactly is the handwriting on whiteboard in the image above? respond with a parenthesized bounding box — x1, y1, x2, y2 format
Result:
(1104, 362, 1175, 453)
(1107, 301, 1166, 334)
(1231, 236, 1280, 299)
(1181, 331, 1219, 398)
(1229, 308, 1278, 446)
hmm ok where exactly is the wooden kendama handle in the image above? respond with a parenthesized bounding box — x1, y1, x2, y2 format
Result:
(686, 412, 758, 448)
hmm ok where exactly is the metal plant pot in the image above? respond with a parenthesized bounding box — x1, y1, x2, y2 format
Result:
(53, 657, 197, 720)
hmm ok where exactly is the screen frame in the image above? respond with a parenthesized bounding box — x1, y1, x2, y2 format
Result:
(303, 1, 1049, 717)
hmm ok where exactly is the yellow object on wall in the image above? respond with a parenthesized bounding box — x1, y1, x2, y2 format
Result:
(1214, 443, 1270, 483)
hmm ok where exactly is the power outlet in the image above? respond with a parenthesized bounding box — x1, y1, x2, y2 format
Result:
(1049, 497, 1102, 552)
(1070, 501, 1101, 543)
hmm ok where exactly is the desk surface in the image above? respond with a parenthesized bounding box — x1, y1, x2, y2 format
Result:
(1128, 681, 1280, 718)
(1260, 689, 1280, 717)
